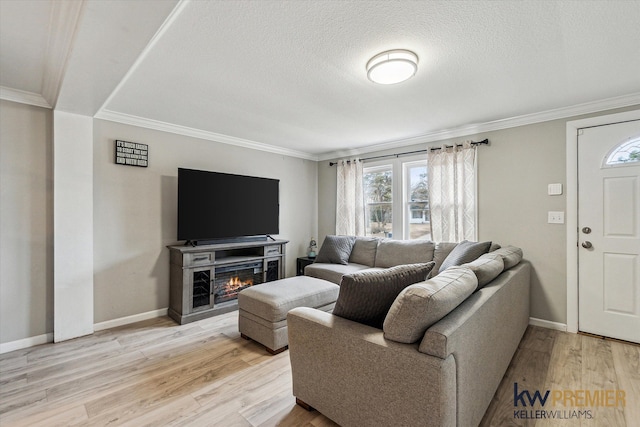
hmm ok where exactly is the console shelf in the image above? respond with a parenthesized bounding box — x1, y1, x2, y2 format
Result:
(168, 239, 288, 324)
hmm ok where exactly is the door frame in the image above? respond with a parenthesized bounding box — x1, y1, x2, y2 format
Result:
(565, 109, 640, 333)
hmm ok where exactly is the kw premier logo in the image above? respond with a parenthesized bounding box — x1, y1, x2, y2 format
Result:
(512, 383, 626, 420)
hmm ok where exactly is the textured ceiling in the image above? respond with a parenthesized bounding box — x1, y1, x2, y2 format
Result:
(0, 0, 51, 94)
(1, 0, 640, 158)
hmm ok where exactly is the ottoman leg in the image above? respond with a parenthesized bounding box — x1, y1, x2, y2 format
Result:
(266, 345, 288, 355)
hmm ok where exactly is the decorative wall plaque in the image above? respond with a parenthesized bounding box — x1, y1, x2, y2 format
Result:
(115, 140, 148, 167)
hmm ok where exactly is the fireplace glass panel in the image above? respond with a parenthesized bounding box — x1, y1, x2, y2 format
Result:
(214, 262, 263, 304)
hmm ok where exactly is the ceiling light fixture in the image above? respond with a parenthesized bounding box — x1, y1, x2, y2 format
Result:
(366, 49, 418, 85)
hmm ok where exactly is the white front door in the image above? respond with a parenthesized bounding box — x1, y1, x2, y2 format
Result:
(578, 119, 640, 343)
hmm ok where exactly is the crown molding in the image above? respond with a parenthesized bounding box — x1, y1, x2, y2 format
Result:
(317, 93, 640, 161)
(0, 86, 51, 109)
(95, 93, 639, 163)
(41, 0, 85, 108)
(93, 0, 316, 162)
(95, 109, 319, 161)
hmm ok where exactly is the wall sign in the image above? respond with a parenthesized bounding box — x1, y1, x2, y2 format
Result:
(115, 140, 148, 167)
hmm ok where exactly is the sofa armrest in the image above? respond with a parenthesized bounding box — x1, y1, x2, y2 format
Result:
(419, 261, 531, 427)
(287, 307, 456, 427)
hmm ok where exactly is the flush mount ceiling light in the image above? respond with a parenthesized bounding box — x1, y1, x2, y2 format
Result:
(366, 49, 418, 85)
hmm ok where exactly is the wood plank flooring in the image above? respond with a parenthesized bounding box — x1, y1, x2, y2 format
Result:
(479, 327, 638, 427)
(1, 312, 637, 426)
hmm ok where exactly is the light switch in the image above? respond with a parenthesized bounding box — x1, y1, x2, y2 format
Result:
(548, 211, 565, 224)
(548, 183, 563, 196)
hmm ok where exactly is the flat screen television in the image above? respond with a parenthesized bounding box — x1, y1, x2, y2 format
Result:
(177, 168, 279, 243)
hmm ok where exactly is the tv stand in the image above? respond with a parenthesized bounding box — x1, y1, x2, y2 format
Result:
(167, 238, 288, 324)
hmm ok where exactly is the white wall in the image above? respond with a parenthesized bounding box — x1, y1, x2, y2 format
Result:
(0, 100, 53, 346)
(92, 119, 318, 323)
(318, 105, 639, 325)
(53, 111, 94, 342)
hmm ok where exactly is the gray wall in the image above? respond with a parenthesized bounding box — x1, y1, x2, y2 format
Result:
(1, 103, 317, 344)
(93, 119, 318, 323)
(318, 105, 639, 325)
(0, 100, 53, 343)
(1, 97, 636, 344)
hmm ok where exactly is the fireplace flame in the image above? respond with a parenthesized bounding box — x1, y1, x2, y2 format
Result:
(227, 276, 253, 289)
(215, 272, 258, 304)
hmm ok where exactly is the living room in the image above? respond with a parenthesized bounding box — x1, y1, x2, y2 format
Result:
(1, 1, 639, 426)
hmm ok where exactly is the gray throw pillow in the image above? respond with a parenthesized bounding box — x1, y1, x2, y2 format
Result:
(315, 235, 356, 265)
(438, 240, 491, 273)
(333, 262, 435, 329)
(430, 242, 458, 277)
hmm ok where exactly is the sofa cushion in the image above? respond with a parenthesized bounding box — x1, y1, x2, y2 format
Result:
(315, 235, 356, 265)
(374, 239, 435, 268)
(438, 240, 491, 273)
(349, 237, 379, 267)
(431, 242, 458, 276)
(238, 276, 339, 323)
(492, 245, 523, 270)
(383, 266, 477, 343)
(304, 262, 370, 285)
(333, 262, 435, 329)
(462, 253, 504, 289)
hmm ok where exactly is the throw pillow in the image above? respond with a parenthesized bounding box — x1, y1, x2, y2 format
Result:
(383, 266, 478, 343)
(438, 240, 491, 273)
(315, 235, 356, 265)
(332, 262, 435, 329)
(430, 242, 458, 277)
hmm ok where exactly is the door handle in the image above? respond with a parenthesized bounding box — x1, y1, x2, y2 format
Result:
(581, 241, 593, 249)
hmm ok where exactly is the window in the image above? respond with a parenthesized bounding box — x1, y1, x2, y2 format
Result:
(404, 161, 430, 240)
(605, 138, 640, 166)
(363, 156, 429, 240)
(363, 164, 393, 238)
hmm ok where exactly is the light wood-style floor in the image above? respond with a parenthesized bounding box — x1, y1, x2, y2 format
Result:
(0, 312, 637, 426)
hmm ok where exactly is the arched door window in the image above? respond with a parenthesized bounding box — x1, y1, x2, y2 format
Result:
(604, 137, 640, 166)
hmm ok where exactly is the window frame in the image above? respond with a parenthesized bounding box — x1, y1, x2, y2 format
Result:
(362, 160, 395, 238)
(362, 154, 428, 240)
(402, 159, 429, 240)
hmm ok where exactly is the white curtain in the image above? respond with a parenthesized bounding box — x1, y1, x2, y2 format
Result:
(336, 160, 365, 236)
(427, 141, 477, 242)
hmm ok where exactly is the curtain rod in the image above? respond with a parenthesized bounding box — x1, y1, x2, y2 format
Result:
(329, 139, 489, 166)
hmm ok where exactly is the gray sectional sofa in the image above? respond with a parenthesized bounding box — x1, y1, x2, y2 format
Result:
(288, 236, 530, 427)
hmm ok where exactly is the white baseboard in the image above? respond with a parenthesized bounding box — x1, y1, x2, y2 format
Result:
(0, 333, 54, 354)
(93, 308, 168, 331)
(0, 312, 568, 354)
(529, 317, 567, 332)
(1, 309, 169, 354)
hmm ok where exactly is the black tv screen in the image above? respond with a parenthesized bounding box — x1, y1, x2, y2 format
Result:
(177, 168, 279, 242)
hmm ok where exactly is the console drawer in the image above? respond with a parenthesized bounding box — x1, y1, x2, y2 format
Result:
(265, 246, 282, 256)
(184, 252, 215, 266)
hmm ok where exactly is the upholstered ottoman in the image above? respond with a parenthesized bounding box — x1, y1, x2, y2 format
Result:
(238, 276, 339, 354)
